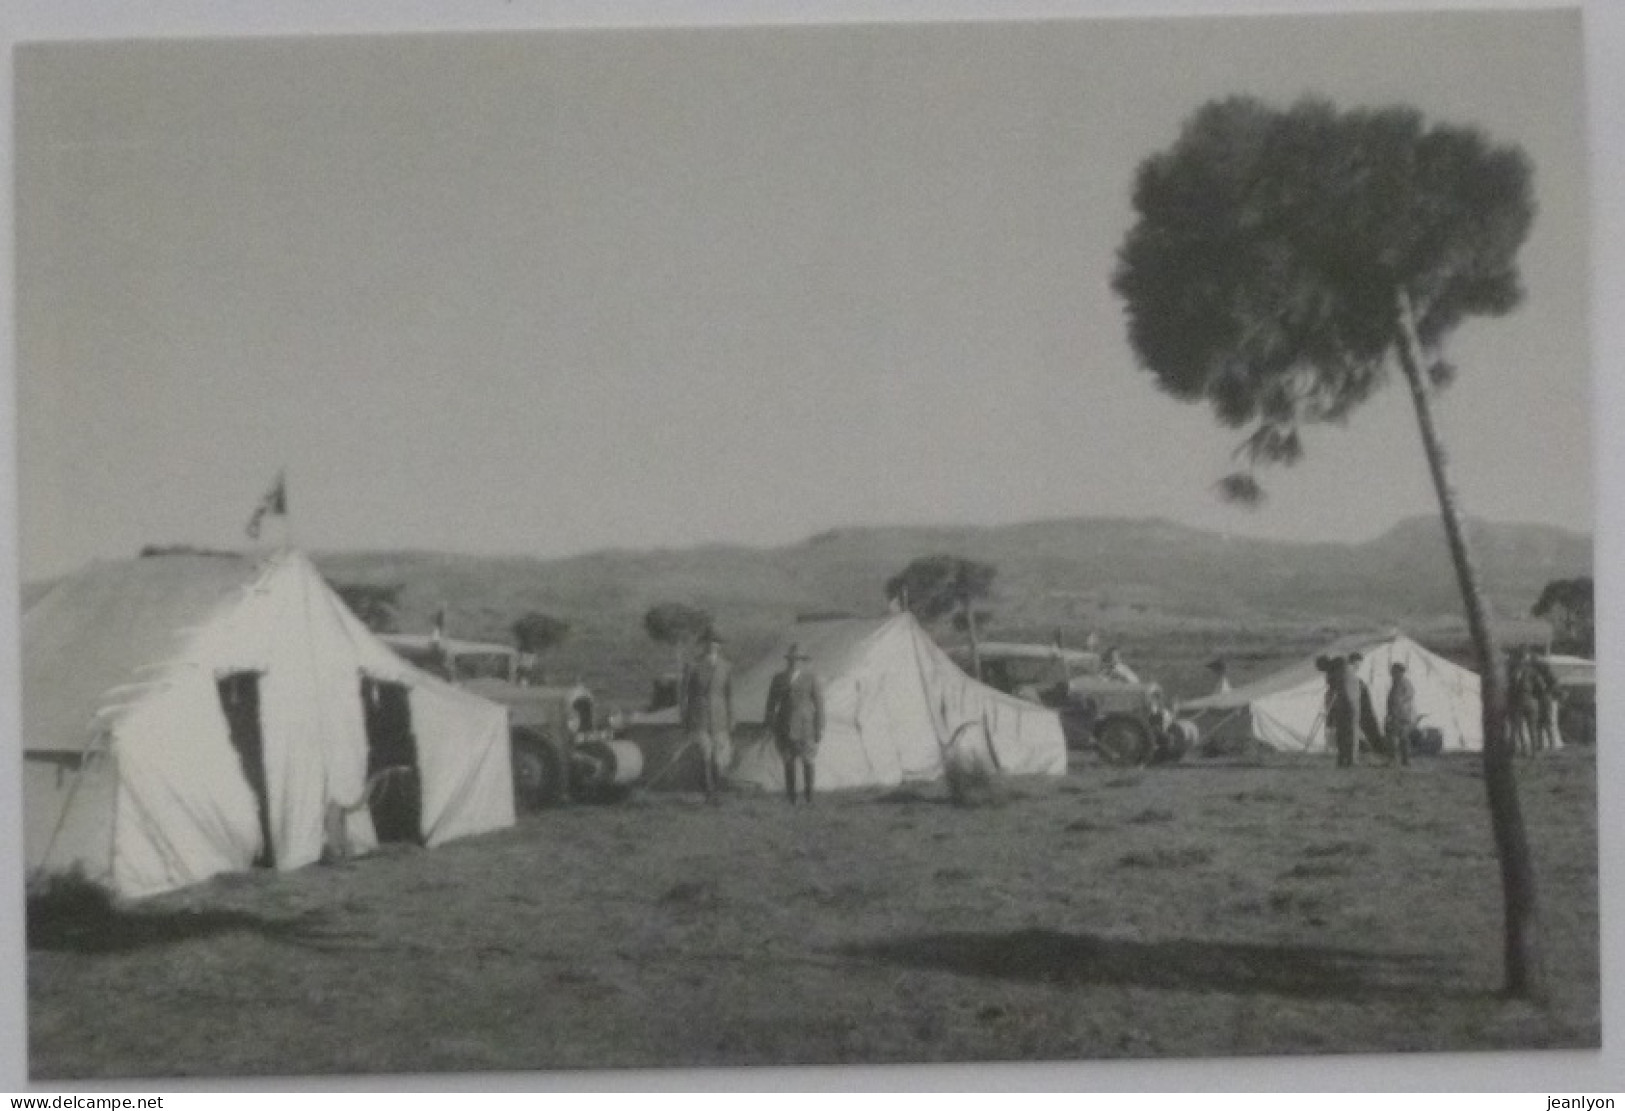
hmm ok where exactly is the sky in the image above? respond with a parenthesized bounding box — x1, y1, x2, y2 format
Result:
(11, 7, 1593, 583)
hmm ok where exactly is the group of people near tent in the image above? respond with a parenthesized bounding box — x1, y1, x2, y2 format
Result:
(1507, 645, 1566, 756)
(1314, 642, 1569, 766)
(676, 629, 830, 805)
(1313, 650, 1420, 768)
(675, 615, 1067, 805)
(1183, 632, 1487, 757)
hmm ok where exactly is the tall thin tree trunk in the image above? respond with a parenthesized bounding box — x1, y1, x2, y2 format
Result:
(1395, 286, 1545, 1002)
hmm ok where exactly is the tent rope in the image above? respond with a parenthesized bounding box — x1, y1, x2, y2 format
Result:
(333, 765, 415, 814)
(643, 734, 698, 790)
(31, 731, 111, 882)
(852, 677, 879, 782)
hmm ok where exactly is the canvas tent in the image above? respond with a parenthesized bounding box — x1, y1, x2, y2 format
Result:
(1182, 630, 1483, 754)
(22, 549, 514, 898)
(727, 614, 1067, 793)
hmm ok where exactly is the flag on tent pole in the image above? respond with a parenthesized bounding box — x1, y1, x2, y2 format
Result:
(246, 471, 287, 540)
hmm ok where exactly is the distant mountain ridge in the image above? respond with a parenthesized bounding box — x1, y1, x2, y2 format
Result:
(306, 514, 1589, 704)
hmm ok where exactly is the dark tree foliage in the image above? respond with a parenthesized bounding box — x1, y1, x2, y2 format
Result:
(1114, 96, 1532, 496)
(887, 555, 997, 680)
(1531, 577, 1594, 656)
(510, 612, 571, 656)
(642, 602, 714, 647)
(885, 555, 996, 625)
(1114, 96, 1544, 1000)
(331, 582, 403, 633)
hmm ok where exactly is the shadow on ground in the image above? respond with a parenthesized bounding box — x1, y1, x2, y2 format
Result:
(28, 885, 341, 955)
(841, 927, 1475, 1003)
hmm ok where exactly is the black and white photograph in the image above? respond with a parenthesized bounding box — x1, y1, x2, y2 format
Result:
(2, 0, 1620, 1092)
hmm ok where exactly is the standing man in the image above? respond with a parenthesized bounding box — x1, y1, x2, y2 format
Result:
(1350, 653, 1387, 762)
(1505, 647, 1535, 756)
(1385, 661, 1417, 767)
(1046, 632, 1074, 703)
(1530, 645, 1563, 752)
(680, 629, 734, 803)
(1318, 653, 1361, 768)
(764, 644, 825, 805)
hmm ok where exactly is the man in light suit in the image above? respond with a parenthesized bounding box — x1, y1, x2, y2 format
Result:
(1385, 661, 1417, 767)
(764, 644, 825, 805)
(680, 629, 733, 803)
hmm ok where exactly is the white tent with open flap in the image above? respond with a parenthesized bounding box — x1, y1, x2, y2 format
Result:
(726, 613, 1067, 793)
(22, 549, 514, 898)
(1182, 630, 1483, 754)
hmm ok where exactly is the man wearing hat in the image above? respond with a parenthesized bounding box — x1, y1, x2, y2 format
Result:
(1530, 645, 1563, 752)
(680, 629, 734, 802)
(763, 643, 825, 804)
(1350, 652, 1388, 761)
(1385, 660, 1417, 767)
(1316, 653, 1361, 767)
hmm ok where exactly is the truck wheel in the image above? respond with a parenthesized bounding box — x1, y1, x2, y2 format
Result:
(512, 729, 567, 811)
(1095, 715, 1152, 766)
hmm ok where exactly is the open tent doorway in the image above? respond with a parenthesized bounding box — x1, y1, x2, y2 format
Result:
(217, 671, 274, 868)
(361, 676, 422, 845)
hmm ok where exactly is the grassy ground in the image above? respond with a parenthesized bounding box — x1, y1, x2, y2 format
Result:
(27, 748, 1598, 1080)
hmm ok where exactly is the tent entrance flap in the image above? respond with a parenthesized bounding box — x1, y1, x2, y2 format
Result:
(218, 671, 275, 869)
(361, 677, 423, 845)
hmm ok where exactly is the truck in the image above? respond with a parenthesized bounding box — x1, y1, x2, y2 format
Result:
(378, 632, 642, 810)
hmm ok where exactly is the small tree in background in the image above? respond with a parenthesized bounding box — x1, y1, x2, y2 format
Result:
(1531, 577, 1593, 657)
(1114, 96, 1542, 999)
(643, 601, 714, 674)
(511, 612, 571, 656)
(886, 555, 997, 679)
(332, 582, 403, 633)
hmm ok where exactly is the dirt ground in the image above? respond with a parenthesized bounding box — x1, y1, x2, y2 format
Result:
(27, 747, 1599, 1080)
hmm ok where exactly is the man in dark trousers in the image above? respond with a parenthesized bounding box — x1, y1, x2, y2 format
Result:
(1530, 645, 1562, 752)
(764, 643, 825, 804)
(1349, 652, 1389, 762)
(1506, 646, 1536, 756)
(680, 629, 734, 803)
(1318, 653, 1362, 768)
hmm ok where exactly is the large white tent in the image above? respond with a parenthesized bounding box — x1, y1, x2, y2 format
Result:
(1182, 630, 1484, 754)
(727, 613, 1067, 793)
(23, 549, 514, 898)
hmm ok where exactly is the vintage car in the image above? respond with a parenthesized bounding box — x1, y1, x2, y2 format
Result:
(379, 632, 640, 809)
(951, 641, 1190, 765)
(1544, 653, 1596, 747)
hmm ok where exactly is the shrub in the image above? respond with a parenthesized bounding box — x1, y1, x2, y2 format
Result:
(945, 759, 1006, 808)
(26, 870, 118, 947)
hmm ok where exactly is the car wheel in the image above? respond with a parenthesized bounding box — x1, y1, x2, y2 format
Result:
(512, 729, 567, 810)
(1095, 715, 1153, 766)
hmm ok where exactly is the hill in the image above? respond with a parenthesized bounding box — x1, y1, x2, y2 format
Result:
(309, 515, 1590, 707)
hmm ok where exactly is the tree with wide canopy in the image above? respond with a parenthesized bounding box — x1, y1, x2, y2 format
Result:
(885, 555, 997, 680)
(1114, 96, 1544, 999)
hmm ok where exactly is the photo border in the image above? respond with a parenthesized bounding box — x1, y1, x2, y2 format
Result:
(1, 0, 1618, 1093)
